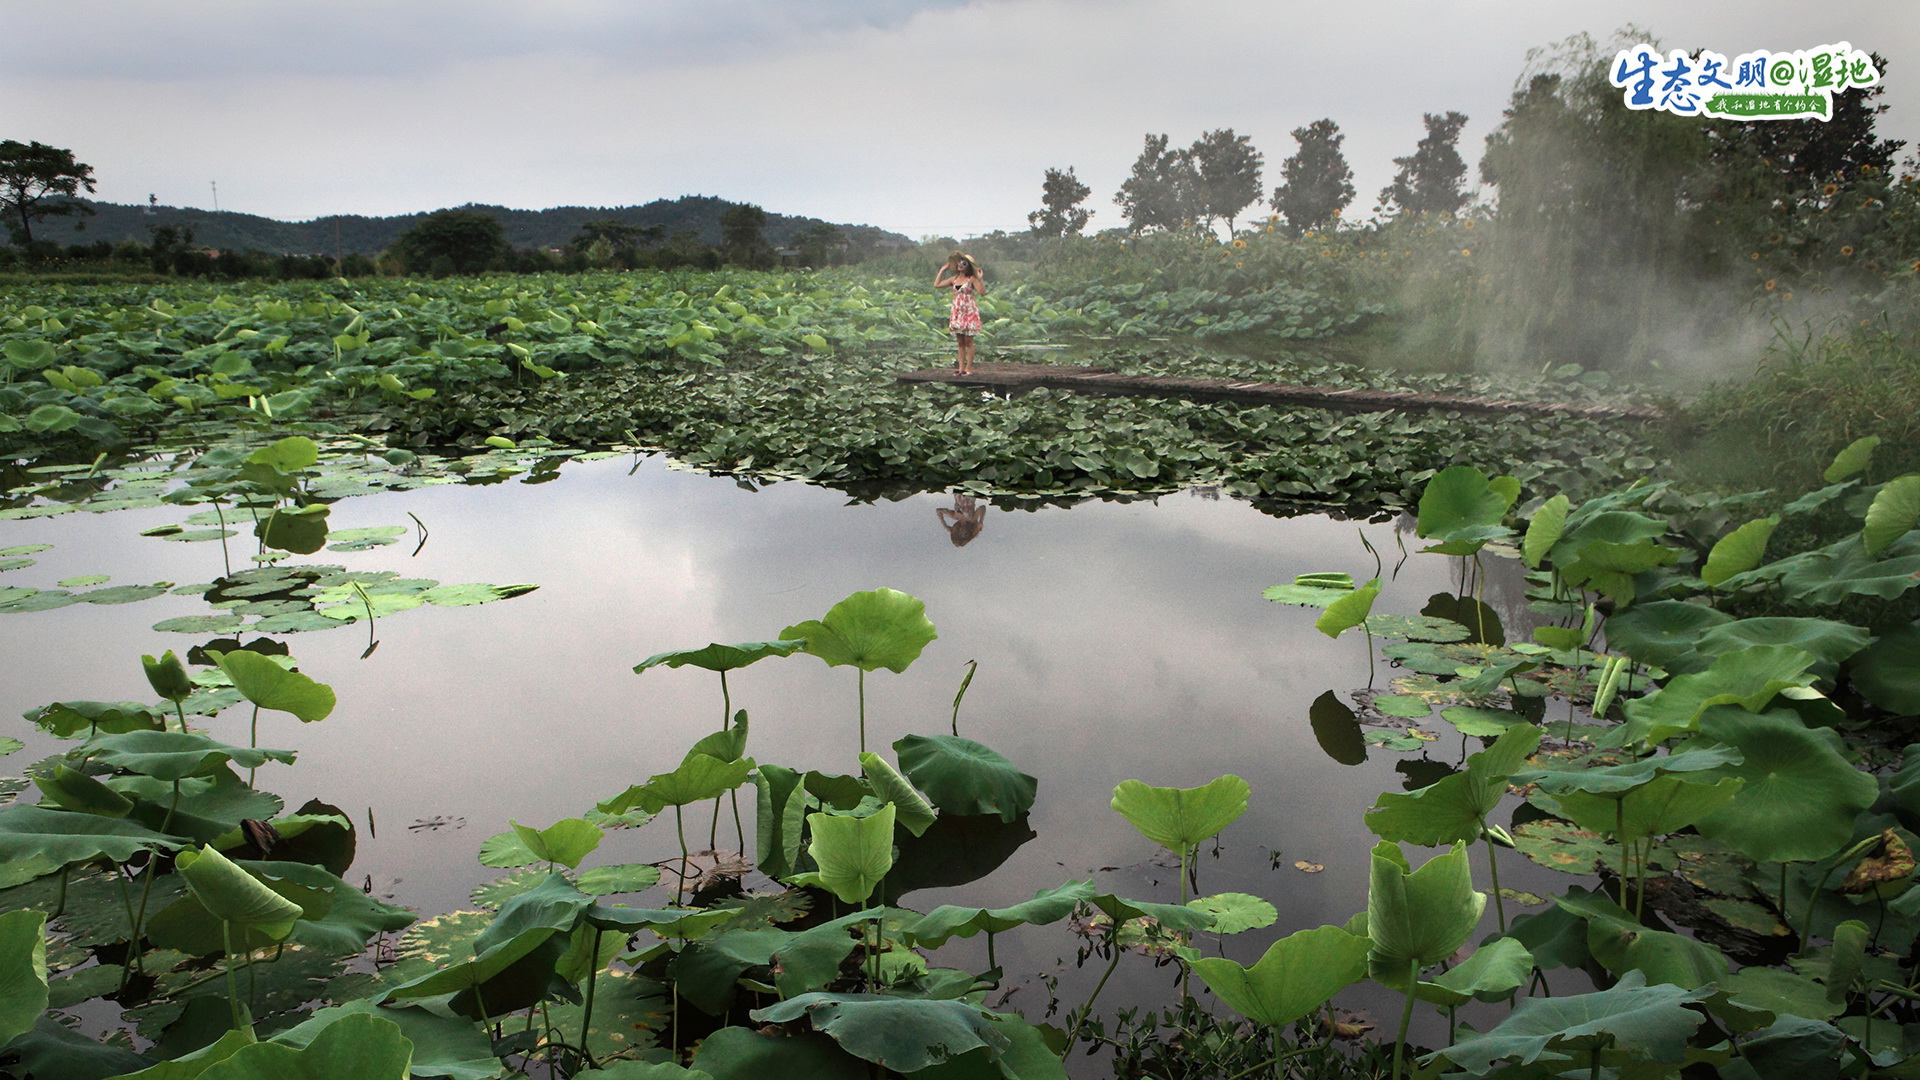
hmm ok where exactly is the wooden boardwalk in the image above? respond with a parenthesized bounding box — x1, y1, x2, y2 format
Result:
(896, 363, 1663, 421)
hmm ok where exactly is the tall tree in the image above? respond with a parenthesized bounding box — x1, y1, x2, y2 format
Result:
(1028, 166, 1092, 237)
(720, 203, 773, 268)
(1271, 120, 1354, 235)
(391, 208, 510, 274)
(1115, 134, 1198, 233)
(1188, 129, 1264, 237)
(1380, 111, 1471, 217)
(0, 140, 97, 245)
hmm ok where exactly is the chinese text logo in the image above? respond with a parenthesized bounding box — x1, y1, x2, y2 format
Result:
(1609, 43, 1880, 121)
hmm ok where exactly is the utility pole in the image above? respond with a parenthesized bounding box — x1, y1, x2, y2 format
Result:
(210, 181, 219, 213)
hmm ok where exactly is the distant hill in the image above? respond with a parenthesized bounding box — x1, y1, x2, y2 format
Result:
(25, 196, 913, 256)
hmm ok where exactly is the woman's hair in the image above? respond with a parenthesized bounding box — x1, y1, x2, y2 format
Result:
(948, 251, 980, 277)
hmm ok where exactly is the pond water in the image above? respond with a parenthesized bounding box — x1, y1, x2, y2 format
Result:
(0, 450, 1551, 1050)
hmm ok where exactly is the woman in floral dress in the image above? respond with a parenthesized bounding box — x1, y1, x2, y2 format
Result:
(934, 252, 984, 375)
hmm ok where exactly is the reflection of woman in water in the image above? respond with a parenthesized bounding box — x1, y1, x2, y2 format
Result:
(934, 252, 984, 375)
(936, 493, 987, 547)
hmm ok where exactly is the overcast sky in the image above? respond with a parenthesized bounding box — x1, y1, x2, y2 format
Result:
(5, 1, 1914, 239)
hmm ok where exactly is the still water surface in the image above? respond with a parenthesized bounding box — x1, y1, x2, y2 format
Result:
(1, 452, 1534, 1041)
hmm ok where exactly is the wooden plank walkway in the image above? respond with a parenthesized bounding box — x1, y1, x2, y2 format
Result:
(896, 362, 1663, 421)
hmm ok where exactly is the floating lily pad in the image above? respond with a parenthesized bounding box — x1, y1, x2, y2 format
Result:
(152, 614, 249, 634)
(326, 526, 408, 552)
(0, 546, 52, 557)
(471, 867, 562, 910)
(1439, 706, 1529, 737)
(1511, 819, 1613, 875)
(251, 611, 349, 633)
(162, 529, 237, 543)
(420, 583, 540, 606)
(0, 505, 74, 519)
(0, 559, 34, 572)
(0, 590, 77, 613)
(78, 585, 167, 605)
(1702, 898, 1787, 936)
(57, 575, 109, 588)
(1373, 695, 1433, 718)
(1364, 730, 1425, 752)
(140, 524, 184, 537)
(1365, 614, 1471, 642)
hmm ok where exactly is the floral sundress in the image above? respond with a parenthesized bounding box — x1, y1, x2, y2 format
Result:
(948, 280, 981, 337)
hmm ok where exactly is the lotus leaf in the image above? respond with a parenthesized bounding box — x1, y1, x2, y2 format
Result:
(781, 588, 937, 674)
(1849, 623, 1920, 715)
(1863, 475, 1920, 557)
(81, 730, 296, 781)
(0, 805, 183, 886)
(634, 639, 807, 674)
(1192, 924, 1370, 1027)
(1262, 572, 1353, 607)
(857, 753, 937, 837)
(1543, 774, 1744, 845)
(1416, 466, 1518, 555)
(895, 735, 1036, 822)
(143, 651, 194, 702)
(33, 765, 133, 818)
(599, 754, 755, 815)
(177, 846, 304, 940)
(1512, 745, 1740, 796)
(1523, 494, 1570, 569)
(691, 1027, 860, 1080)
(209, 650, 335, 723)
(749, 993, 1008, 1073)
(1111, 774, 1249, 853)
(31, 700, 167, 738)
(1701, 516, 1779, 587)
(0, 909, 47, 1048)
(1556, 892, 1728, 989)
(418, 583, 539, 606)
(575, 863, 662, 896)
(1769, 532, 1920, 605)
(1315, 576, 1380, 638)
(245, 436, 319, 473)
(195, 1010, 411, 1080)
(1366, 840, 1485, 983)
(671, 927, 786, 1015)
(1613, 645, 1820, 745)
(1415, 936, 1534, 1009)
(266, 998, 497, 1080)
(1693, 617, 1871, 670)
(1438, 706, 1527, 737)
(1693, 708, 1878, 863)
(1187, 892, 1277, 935)
(1824, 436, 1880, 483)
(907, 880, 1095, 947)
(1367, 725, 1541, 849)
(490, 818, 604, 870)
(1432, 972, 1709, 1076)
(1085, 892, 1214, 934)
(793, 803, 895, 904)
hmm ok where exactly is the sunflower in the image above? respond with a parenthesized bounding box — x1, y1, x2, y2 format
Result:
(1840, 246, 1855, 256)
(1461, 248, 1471, 256)
(1462, 219, 1475, 230)
(1234, 261, 1243, 269)
(1823, 183, 1839, 196)
(1231, 239, 1247, 249)
(1765, 279, 1776, 290)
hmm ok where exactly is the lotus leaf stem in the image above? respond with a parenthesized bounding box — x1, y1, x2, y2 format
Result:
(857, 668, 868, 755)
(1391, 959, 1418, 1080)
(578, 927, 602, 1068)
(1483, 829, 1506, 933)
(221, 920, 244, 1032)
(1061, 932, 1124, 1061)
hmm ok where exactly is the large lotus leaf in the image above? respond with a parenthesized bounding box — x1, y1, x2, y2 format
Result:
(1523, 494, 1571, 569)
(34, 765, 134, 818)
(634, 639, 807, 674)
(769, 911, 871, 997)
(1693, 708, 1879, 863)
(1315, 576, 1380, 638)
(81, 730, 296, 781)
(1111, 774, 1249, 854)
(1416, 936, 1534, 1008)
(686, 711, 749, 764)
(197, 1011, 411, 1080)
(176, 845, 303, 941)
(266, 998, 496, 1080)
(1701, 516, 1779, 587)
(754, 764, 808, 880)
(147, 870, 328, 956)
(233, 860, 413, 955)
(2, 339, 56, 370)
(1513, 746, 1740, 797)
(1187, 892, 1277, 935)
(692, 1026, 864, 1080)
(1825, 436, 1881, 483)
(750, 993, 1007, 1073)
(794, 803, 895, 904)
(0, 909, 47, 1047)
(209, 650, 335, 723)
(257, 505, 331, 556)
(1085, 893, 1214, 934)
(105, 1027, 257, 1079)
(113, 766, 282, 846)
(1545, 775, 1744, 846)
(599, 754, 755, 815)
(1774, 532, 1920, 605)
(8, 1015, 154, 1079)
(895, 735, 1036, 822)
(1431, 972, 1709, 1076)
(1367, 725, 1539, 846)
(1417, 466, 1517, 554)
(1555, 892, 1728, 989)
(30, 700, 168, 738)
(1849, 624, 1920, 716)
(0, 804, 184, 885)
(246, 435, 320, 473)
(857, 753, 937, 837)
(575, 1062, 713, 1080)
(1723, 967, 1842, 1022)
(382, 922, 564, 1010)
(1863, 475, 1920, 557)
(1192, 924, 1369, 1027)
(1695, 618, 1872, 670)
(671, 927, 787, 1016)
(504, 818, 603, 870)
(781, 588, 937, 673)
(1614, 645, 1820, 745)
(1262, 572, 1353, 608)
(1604, 602, 1735, 671)
(575, 863, 662, 896)
(882, 811, 1035, 904)
(1366, 840, 1485, 982)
